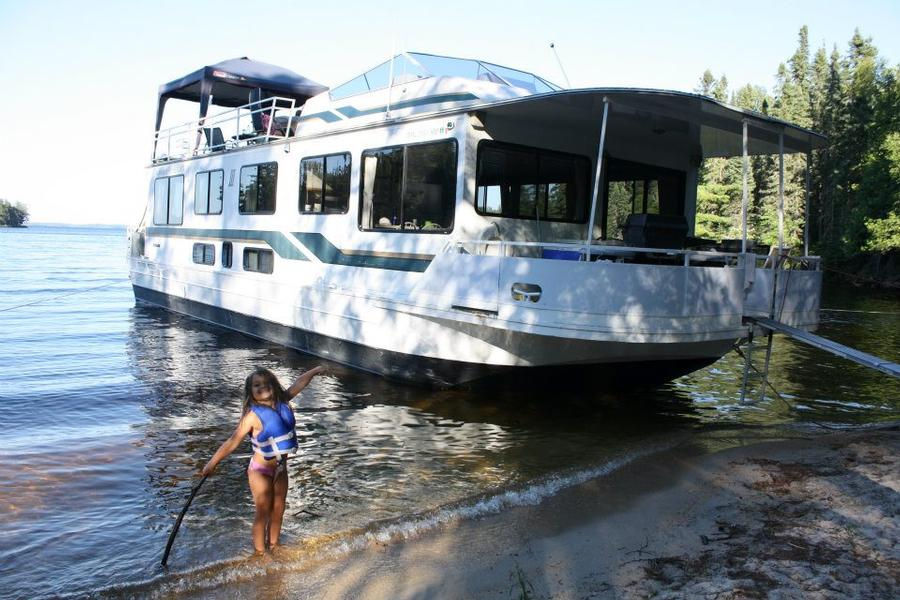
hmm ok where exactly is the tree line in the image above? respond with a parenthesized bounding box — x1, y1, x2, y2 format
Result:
(0, 199, 29, 227)
(695, 26, 899, 259)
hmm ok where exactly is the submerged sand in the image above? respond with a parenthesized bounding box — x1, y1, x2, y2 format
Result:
(186, 427, 900, 599)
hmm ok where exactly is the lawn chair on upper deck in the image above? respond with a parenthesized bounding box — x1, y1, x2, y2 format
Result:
(202, 127, 225, 151)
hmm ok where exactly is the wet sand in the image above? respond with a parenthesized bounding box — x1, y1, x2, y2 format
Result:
(186, 427, 899, 599)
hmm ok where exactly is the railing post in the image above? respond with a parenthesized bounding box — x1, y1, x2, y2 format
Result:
(778, 130, 784, 253)
(804, 151, 810, 257)
(586, 98, 610, 248)
(741, 120, 749, 254)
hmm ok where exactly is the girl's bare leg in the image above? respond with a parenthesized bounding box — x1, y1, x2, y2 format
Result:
(268, 469, 289, 547)
(248, 469, 274, 553)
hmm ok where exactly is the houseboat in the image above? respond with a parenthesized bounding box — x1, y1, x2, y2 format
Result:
(128, 53, 825, 386)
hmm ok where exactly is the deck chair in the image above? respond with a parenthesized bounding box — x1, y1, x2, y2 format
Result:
(202, 127, 225, 151)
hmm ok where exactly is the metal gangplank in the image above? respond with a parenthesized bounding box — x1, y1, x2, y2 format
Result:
(748, 317, 900, 378)
(737, 315, 899, 404)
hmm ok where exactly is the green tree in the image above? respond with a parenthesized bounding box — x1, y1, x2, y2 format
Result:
(0, 199, 29, 227)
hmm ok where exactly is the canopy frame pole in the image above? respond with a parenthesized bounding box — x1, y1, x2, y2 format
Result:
(778, 130, 785, 253)
(586, 98, 610, 254)
(804, 151, 810, 257)
(386, 43, 396, 119)
(741, 119, 749, 254)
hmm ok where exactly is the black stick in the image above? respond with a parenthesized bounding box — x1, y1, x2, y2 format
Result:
(161, 475, 208, 566)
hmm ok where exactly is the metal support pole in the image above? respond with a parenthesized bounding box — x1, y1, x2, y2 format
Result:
(804, 151, 810, 257)
(741, 120, 749, 254)
(586, 98, 610, 253)
(777, 131, 785, 253)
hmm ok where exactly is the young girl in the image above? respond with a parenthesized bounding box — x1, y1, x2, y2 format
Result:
(201, 365, 325, 553)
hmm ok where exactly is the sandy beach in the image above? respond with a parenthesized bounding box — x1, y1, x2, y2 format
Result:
(219, 426, 900, 599)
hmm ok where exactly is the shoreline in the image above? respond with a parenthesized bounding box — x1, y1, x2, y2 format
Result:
(199, 426, 900, 599)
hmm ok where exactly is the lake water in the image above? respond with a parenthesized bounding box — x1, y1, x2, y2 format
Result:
(1, 225, 897, 599)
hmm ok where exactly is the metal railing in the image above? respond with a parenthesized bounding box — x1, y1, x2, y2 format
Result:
(449, 240, 746, 267)
(152, 96, 298, 163)
(450, 239, 823, 271)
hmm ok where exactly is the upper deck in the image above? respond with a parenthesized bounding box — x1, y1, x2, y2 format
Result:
(152, 53, 561, 164)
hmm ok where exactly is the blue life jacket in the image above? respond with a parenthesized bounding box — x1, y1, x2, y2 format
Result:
(249, 402, 298, 459)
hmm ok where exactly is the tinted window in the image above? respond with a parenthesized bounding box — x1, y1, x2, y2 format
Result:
(192, 243, 215, 265)
(195, 170, 224, 215)
(243, 248, 274, 273)
(153, 175, 184, 225)
(475, 142, 589, 223)
(360, 140, 456, 232)
(300, 153, 351, 214)
(239, 163, 278, 213)
(222, 241, 233, 268)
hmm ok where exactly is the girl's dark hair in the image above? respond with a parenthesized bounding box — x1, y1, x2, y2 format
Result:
(242, 368, 288, 414)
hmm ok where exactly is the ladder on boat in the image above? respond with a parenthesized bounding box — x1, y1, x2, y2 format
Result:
(738, 315, 900, 404)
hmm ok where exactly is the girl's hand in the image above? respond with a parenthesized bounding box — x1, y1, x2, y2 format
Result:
(200, 462, 216, 477)
(287, 366, 326, 397)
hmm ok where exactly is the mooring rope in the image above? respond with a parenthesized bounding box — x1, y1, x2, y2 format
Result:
(0, 280, 127, 313)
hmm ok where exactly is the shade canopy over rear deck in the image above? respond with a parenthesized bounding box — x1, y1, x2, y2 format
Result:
(477, 88, 826, 158)
(154, 57, 328, 131)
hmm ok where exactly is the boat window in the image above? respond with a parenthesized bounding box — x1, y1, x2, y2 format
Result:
(195, 170, 224, 215)
(360, 139, 457, 233)
(222, 242, 233, 268)
(300, 153, 351, 214)
(192, 243, 215, 266)
(239, 162, 278, 214)
(153, 175, 184, 225)
(243, 248, 274, 274)
(475, 141, 589, 223)
(603, 158, 684, 240)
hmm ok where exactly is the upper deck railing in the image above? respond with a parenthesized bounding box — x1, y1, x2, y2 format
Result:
(152, 96, 298, 163)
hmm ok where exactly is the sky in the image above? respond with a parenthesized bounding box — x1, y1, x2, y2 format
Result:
(0, 0, 898, 225)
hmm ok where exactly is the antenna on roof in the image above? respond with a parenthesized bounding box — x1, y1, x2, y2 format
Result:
(549, 42, 571, 88)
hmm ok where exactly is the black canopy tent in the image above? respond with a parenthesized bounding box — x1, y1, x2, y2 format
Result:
(154, 57, 328, 132)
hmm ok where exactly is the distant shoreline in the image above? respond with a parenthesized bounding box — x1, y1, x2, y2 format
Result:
(20, 222, 126, 228)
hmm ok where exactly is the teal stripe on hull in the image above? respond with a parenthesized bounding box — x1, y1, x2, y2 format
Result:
(145, 227, 433, 272)
(147, 227, 309, 260)
(292, 232, 432, 272)
(335, 93, 479, 119)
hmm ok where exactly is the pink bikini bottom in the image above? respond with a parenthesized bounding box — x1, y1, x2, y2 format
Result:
(247, 458, 283, 478)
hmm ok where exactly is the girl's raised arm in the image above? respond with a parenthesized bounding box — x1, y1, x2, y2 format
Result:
(286, 366, 325, 399)
(201, 412, 256, 476)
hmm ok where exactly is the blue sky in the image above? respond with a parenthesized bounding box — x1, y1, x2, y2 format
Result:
(1, 0, 898, 224)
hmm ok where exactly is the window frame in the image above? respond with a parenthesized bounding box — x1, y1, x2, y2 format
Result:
(152, 174, 184, 226)
(238, 161, 278, 215)
(357, 138, 458, 234)
(242, 247, 274, 274)
(194, 169, 224, 215)
(299, 152, 352, 215)
(473, 140, 590, 225)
